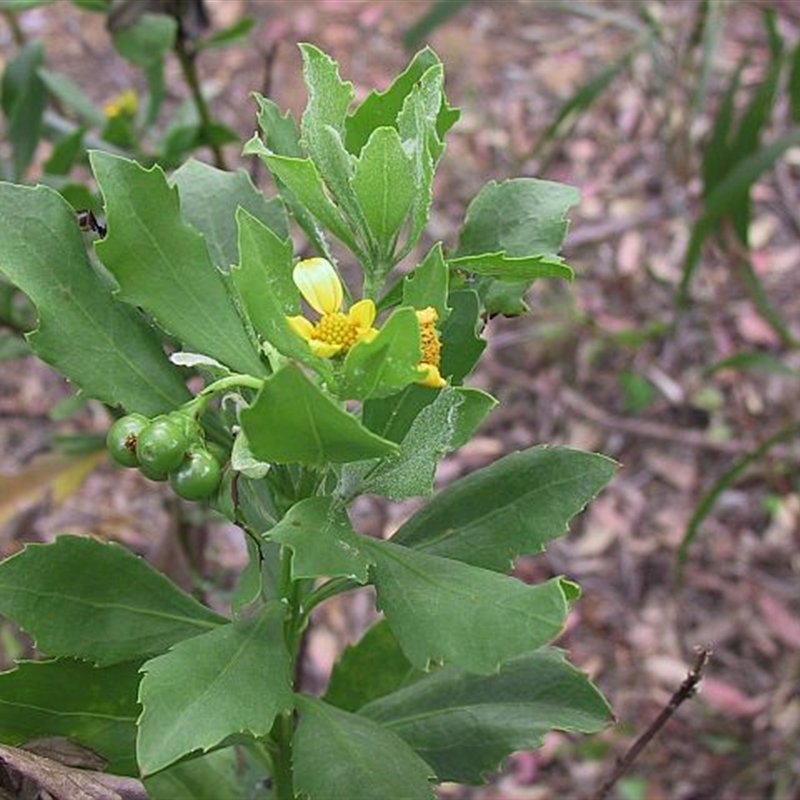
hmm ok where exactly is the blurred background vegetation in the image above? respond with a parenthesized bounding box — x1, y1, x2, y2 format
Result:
(1, 1, 799, 798)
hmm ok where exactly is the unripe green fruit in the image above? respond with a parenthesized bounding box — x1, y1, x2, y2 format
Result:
(136, 416, 190, 474)
(139, 460, 168, 482)
(106, 413, 149, 468)
(170, 448, 221, 501)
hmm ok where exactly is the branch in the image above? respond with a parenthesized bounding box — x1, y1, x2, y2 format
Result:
(592, 647, 712, 800)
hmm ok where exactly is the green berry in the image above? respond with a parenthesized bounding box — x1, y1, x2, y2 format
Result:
(136, 416, 190, 474)
(106, 413, 149, 468)
(169, 448, 221, 501)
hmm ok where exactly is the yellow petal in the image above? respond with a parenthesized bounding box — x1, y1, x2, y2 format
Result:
(348, 298, 377, 330)
(416, 306, 438, 325)
(293, 257, 343, 315)
(286, 315, 314, 341)
(309, 339, 343, 358)
(417, 363, 446, 389)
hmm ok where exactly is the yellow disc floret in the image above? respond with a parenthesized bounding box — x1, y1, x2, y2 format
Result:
(415, 307, 446, 389)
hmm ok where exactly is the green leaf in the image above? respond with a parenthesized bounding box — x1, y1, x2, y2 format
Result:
(0, 536, 226, 666)
(396, 64, 446, 260)
(0, 658, 140, 776)
(251, 92, 302, 157)
(137, 602, 293, 776)
(393, 447, 616, 570)
(325, 620, 416, 713)
(362, 384, 440, 444)
(363, 386, 493, 499)
(679, 128, 800, 305)
(299, 43, 354, 168)
(146, 747, 259, 800)
(37, 67, 106, 127)
(268, 497, 373, 583)
(112, 11, 176, 66)
(448, 251, 573, 282)
(231, 208, 333, 382)
(196, 15, 255, 50)
(404, 0, 473, 49)
(345, 48, 443, 156)
(170, 159, 287, 270)
(352, 126, 415, 258)
(361, 647, 613, 784)
(0, 182, 190, 415)
(364, 539, 574, 674)
(294, 696, 435, 800)
(339, 307, 422, 400)
(1, 41, 46, 180)
(240, 363, 398, 464)
(247, 146, 358, 253)
(43, 128, 85, 176)
(91, 151, 266, 377)
(456, 178, 579, 258)
(440, 289, 485, 384)
(402, 243, 449, 320)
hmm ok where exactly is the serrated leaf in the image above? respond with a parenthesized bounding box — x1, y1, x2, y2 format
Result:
(363, 386, 492, 499)
(0, 182, 190, 415)
(448, 251, 573, 282)
(325, 620, 416, 713)
(91, 151, 266, 377)
(299, 43, 354, 168)
(345, 47, 443, 155)
(145, 747, 258, 800)
(0, 658, 140, 776)
(364, 539, 573, 674)
(252, 92, 301, 157)
(396, 65, 445, 261)
(170, 159, 287, 270)
(362, 384, 440, 444)
(231, 207, 333, 382)
(456, 178, 579, 258)
(267, 496, 372, 583)
(239, 363, 398, 465)
(361, 647, 613, 784)
(249, 146, 358, 253)
(352, 126, 415, 258)
(1, 41, 46, 180)
(402, 242, 449, 321)
(137, 603, 293, 776)
(440, 289, 485, 383)
(339, 307, 422, 400)
(0, 536, 226, 666)
(392, 446, 616, 570)
(294, 696, 435, 800)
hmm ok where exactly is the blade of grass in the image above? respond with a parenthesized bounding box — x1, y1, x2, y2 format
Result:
(678, 127, 800, 305)
(676, 422, 800, 584)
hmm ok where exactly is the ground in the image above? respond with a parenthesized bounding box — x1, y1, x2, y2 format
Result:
(1, 1, 799, 798)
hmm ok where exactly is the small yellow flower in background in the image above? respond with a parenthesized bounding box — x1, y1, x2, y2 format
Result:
(104, 89, 138, 119)
(416, 306, 446, 388)
(287, 258, 378, 358)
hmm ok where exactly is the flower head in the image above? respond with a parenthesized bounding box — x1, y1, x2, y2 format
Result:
(287, 258, 378, 358)
(104, 89, 138, 119)
(416, 307, 446, 388)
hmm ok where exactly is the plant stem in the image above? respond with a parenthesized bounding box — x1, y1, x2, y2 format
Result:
(173, 33, 227, 170)
(270, 711, 296, 800)
(184, 373, 264, 416)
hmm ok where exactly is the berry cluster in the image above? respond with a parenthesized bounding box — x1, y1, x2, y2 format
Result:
(106, 412, 223, 501)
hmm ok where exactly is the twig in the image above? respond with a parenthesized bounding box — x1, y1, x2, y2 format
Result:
(174, 33, 227, 170)
(592, 647, 712, 800)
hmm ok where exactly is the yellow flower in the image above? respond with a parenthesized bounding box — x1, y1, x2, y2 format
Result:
(416, 306, 446, 388)
(104, 89, 138, 119)
(286, 258, 378, 358)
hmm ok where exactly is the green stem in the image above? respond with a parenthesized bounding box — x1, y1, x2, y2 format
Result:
(173, 34, 227, 170)
(184, 373, 264, 416)
(271, 711, 295, 800)
(300, 576, 359, 626)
